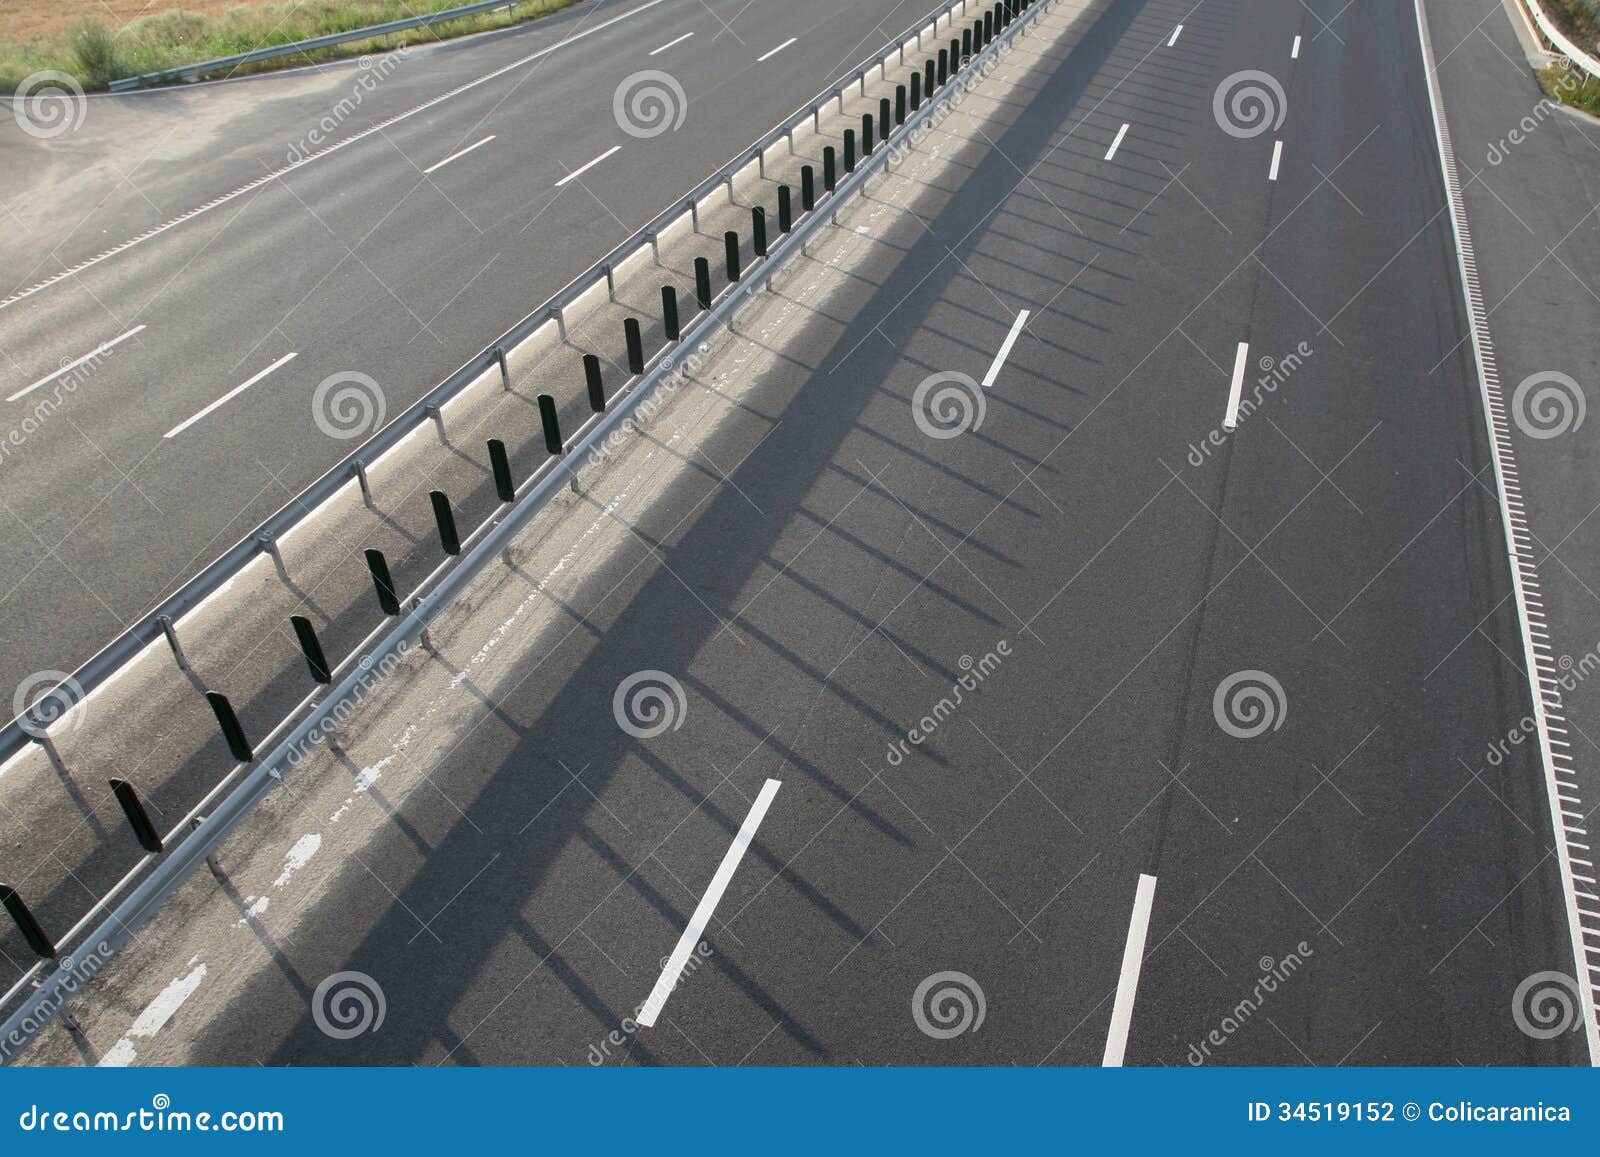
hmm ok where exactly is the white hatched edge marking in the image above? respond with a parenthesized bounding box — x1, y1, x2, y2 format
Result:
(1416, 0, 1600, 1063)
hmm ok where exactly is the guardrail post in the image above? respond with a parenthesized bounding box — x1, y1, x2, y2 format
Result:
(206, 692, 254, 763)
(495, 345, 510, 390)
(753, 207, 768, 257)
(538, 395, 564, 454)
(778, 186, 792, 233)
(843, 129, 856, 172)
(425, 403, 446, 442)
(663, 286, 681, 340)
(863, 114, 875, 157)
(983, 12, 992, 44)
(880, 97, 892, 139)
(365, 548, 401, 616)
(912, 71, 922, 111)
(488, 439, 516, 501)
(725, 231, 741, 282)
(624, 317, 646, 374)
(353, 460, 374, 507)
(157, 614, 189, 673)
(430, 490, 461, 556)
(924, 59, 935, 96)
(549, 305, 568, 343)
(963, 27, 972, 58)
(31, 732, 68, 777)
(645, 231, 660, 264)
(939, 47, 949, 85)
(256, 531, 284, 572)
(604, 263, 616, 302)
(110, 779, 164, 854)
(0, 885, 55, 960)
(896, 84, 907, 125)
(824, 147, 837, 192)
(801, 166, 815, 211)
(688, 198, 700, 233)
(411, 596, 434, 653)
(290, 614, 333, 684)
(695, 258, 713, 310)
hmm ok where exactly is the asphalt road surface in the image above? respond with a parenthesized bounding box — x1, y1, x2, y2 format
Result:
(12, 0, 1597, 1067)
(0, 0, 953, 697)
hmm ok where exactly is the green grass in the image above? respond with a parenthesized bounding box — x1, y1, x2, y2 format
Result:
(1541, 0, 1600, 44)
(0, 0, 580, 93)
(1539, 62, 1600, 116)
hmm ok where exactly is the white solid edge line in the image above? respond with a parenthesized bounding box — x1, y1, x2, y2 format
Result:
(163, 352, 297, 439)
(638, 779, 781, 1028)
(1105, 122, 1130, 161)
(1268, 139, 1284, 181)
(1414, 0, 1600, 1066)
(1291, 34, 1302, 58)
(423, 133, 497, 175)
(554, 144, 623, 187)
(8, 325, 147, 402)
(1222, 341, 1249, 431)
(650, 30, 694, 55)
(1102, 873, 1158, 1067)
(757, 36, 798, 63)
(1168, 24, 1183, 46)
(983, 309, 1030, 388)
(0, 0, 674, 314)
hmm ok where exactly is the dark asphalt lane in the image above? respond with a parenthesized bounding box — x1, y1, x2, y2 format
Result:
(0, 0, 955, 696)
(104, 0, 1590, 1066)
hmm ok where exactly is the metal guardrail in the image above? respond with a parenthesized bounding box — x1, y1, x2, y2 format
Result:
(1525, 0, 1600, 79)
(0, 0, 1045, 1058)
(108, 0, 523, 91)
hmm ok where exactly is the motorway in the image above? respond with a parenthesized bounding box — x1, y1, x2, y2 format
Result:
(0, 0, 954, 698)
(10, 0, 1600, 1066)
